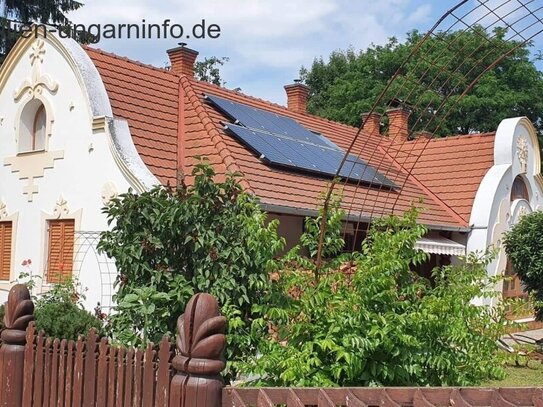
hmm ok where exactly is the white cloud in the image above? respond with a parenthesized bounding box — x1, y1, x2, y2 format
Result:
(464, 0, 543, 39)
(67, 0, 440, 103)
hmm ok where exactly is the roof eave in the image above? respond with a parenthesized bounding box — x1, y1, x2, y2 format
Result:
(260, 202, 471, 233)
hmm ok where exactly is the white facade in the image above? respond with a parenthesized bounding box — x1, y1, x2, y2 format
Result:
(467, 117, 543, 305)
(0, 33, 158, 310)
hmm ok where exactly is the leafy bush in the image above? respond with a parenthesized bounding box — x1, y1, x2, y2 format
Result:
(98, 162, 284, 377)
(35, 302, 103, 341)
(0, 304, 4, 330)
(503, 211, 543, 320)
(245, 209, 506, 387)
(34, 277, 103, 340)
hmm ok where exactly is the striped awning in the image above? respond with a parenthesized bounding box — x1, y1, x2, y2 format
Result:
(415, 236, 466, 256)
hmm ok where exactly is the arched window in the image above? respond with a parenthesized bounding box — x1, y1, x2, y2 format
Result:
(19, 100, 47, 153)
(511, 175, 529, 202)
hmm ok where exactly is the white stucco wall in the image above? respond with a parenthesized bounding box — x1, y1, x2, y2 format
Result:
(467, 117, 543, 306)
(0, 32, 157, 311)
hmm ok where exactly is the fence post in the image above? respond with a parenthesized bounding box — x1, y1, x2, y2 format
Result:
(0, 284, 34, 407)
(170, 293, 227, 407)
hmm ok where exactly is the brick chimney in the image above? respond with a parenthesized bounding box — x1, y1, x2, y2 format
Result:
(167, 43, 199, 76)
(284, 81, 310, 114)
(386, 106, 411, 142)
(361, 112, 381, 137)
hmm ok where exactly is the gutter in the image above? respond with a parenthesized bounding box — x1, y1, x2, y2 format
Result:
(259, 202, 472, 233)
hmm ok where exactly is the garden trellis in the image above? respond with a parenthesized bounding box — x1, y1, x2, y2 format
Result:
(316, 0, 543, 267)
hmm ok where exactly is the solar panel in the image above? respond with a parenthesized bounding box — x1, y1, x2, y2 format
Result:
(224, 124, 396, 188)
(206, 94, 338, 149)
(205, 93, 395, 189)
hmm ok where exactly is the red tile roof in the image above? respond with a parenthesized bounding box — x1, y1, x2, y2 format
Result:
(390, 134, 496, 223)
(85, 46, 496, 229)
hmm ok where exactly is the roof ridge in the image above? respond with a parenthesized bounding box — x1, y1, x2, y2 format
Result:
(85, 45, 371, 136)
(405, 132, 496, 144)
(377, 145, 468, 226)
(187, 76, 367, 134)
(180, 76, 253, 192)
(84, 45, 178, 77)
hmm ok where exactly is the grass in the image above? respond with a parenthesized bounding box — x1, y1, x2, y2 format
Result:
(484, 359, 543, 387)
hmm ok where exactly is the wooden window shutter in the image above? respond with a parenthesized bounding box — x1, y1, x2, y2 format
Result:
(47, 219, 75, 283)
(0, 221, 13, 281)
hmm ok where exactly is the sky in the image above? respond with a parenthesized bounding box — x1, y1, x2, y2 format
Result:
(64, 0, 543, 105)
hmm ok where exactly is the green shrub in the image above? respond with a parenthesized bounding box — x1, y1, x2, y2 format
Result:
(32, 277, 103, 341)
(0, 304, 4, 330)
(35, 302, 102, 341)
(245, 209, 506, 387)
(503, 211, 543, 320)
(98, 162, 285, 379)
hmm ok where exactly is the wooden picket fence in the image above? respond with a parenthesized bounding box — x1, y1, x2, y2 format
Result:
(224, 387, 543, 407)
(0, 285, 225, 407)
(2, 284, 543, 407)
(21, 324, 173, 407)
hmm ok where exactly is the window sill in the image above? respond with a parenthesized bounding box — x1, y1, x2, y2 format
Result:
(16, 149, 47, 157)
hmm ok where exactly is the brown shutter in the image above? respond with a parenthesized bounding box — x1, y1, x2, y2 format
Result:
(47, 219, 75, 283)
(0, 221, 12, 281)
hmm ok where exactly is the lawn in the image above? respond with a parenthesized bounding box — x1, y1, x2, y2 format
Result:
(484, 361, 543, 387)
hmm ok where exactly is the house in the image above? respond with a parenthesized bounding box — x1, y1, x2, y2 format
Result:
(0, 30, 541, 312)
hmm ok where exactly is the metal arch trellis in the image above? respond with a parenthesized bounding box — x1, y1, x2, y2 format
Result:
(42, 231, 117, 313)
(315, 0, 543, 270)
(72, 231, 117, 312)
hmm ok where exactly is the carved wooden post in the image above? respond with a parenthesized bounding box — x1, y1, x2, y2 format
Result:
(170, 293, 227, 407)
(0, 284, 34, 407)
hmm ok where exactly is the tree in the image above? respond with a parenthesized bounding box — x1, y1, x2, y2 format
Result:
(503, 211, 543, 320)
(245, 209, 507, 387)
(195, 56, 229, 86)
(1, 0, 83, 64)
(98, 162, 284, 378)
(301, 27, 543, 137)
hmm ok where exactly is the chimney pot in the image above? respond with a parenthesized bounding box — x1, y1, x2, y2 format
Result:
(361, 112, 381, 137)
(167, 45, 199, 76)
(386, 106, 411, 142)
(284, 82, 310, 114)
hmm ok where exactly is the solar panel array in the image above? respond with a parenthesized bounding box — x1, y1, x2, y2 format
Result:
(205, 94, 396, 189)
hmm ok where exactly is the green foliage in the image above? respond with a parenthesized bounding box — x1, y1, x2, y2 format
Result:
(299, 194, 345, 260)
(34, 277, 103, 340)
(244, 209, 506, 387)
(37, 277, 86, 305)
(195, 56, 229, 86)
(503, 211, 543, 320)
(1, 0, 84, 64)
(2, 0, 82, 24)
(98, 162, 285, 379)
(35, 302, 103, 341)
(301, 27, 543, 136)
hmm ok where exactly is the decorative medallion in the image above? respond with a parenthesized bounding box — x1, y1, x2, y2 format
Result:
(30, 39, 46, 65)
(14, 39, 58, 102)
(517, 136, 528, 174)
(53, 196, 70, 219)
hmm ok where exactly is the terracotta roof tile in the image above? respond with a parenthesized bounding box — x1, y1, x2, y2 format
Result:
(396, 134, 495, 222)
(84, 45, 496, 229)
